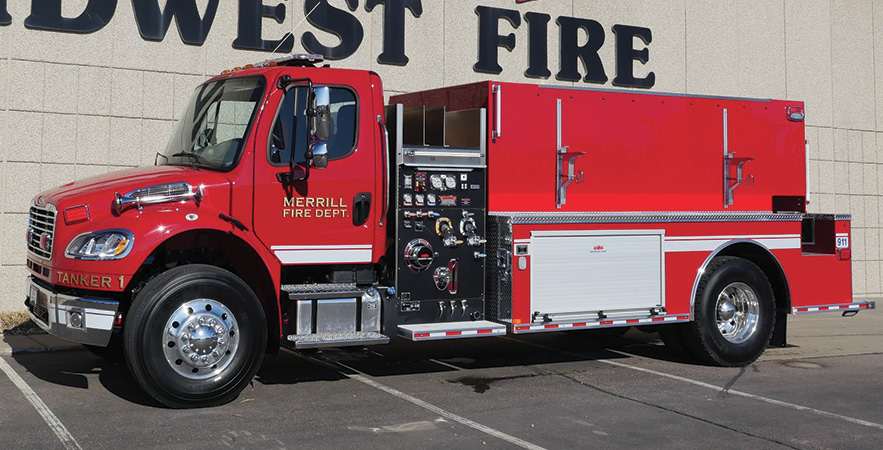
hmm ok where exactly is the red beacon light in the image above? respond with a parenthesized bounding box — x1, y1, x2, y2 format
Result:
(63, 204, 90, 225)
(786, 105, 805, 122)
(220, 54, 325, 75)
(253, 53, 325, 68)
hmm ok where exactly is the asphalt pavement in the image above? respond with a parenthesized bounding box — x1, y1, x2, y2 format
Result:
(1, 304, 881, 449)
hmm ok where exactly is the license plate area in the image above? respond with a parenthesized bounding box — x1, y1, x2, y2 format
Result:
(28, 283, 50, 323)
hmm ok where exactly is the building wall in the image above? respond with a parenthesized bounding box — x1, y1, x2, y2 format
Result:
(1, 0, 881, 311)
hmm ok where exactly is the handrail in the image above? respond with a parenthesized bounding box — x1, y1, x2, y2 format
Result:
(377, 115, 390, 227)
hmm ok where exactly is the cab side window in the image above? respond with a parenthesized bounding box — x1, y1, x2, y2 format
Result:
(269, 86, 357, 165)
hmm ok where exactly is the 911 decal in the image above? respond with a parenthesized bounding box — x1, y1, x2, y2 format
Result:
(836, 237, 849, 249)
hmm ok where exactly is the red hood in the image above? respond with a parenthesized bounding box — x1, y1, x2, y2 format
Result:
(37, 165, 232, 209)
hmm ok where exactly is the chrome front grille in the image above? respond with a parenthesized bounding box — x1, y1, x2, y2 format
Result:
(27, 205, 57, 260)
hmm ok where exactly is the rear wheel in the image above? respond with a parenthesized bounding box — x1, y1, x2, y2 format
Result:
(683, 256, 775, 366)
(124, 264, 267, 408)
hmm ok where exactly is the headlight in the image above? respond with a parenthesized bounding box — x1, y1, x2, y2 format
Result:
(65, 230, 134, 260)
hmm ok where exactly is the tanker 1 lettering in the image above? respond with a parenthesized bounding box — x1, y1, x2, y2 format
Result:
(57, 270, 112, 289)
(283, 197, 348, 218)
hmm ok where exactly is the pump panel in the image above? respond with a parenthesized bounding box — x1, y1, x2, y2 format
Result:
(395, 166, 486, 305)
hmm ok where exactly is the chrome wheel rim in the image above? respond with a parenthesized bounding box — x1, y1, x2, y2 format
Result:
(715, 282, 759, 344)
(162, 299, 240, 380)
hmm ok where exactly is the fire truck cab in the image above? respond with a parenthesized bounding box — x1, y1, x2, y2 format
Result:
(24, 54, 873, 408)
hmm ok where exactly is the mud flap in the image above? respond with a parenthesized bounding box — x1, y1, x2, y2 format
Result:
(768, 307, 788, 347)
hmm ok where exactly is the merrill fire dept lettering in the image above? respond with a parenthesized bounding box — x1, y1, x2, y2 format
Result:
(283, 197, 348, 218)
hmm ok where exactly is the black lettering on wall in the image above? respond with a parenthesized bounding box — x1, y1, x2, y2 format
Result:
(612, 24, 654, 88)
(524, 12, 550, 79)
(474, 6, 520, 74)
(233, 0, 293, 52)
(132, 0, 219, 45)
(0, 0, 10, 26)
(302, 0, 363, 60)
(25, 0, 117, 33)
(556, 16, 607, 84)
(365, 0, 422, 66)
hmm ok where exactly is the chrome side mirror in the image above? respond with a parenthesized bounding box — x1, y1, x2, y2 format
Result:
(313, 86, 331, 141)
(310, 142, 328, 169)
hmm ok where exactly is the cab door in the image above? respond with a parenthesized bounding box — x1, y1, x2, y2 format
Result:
(252, 80, 377, 266)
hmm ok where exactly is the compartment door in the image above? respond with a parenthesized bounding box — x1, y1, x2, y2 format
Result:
(530, 230, 665, 319)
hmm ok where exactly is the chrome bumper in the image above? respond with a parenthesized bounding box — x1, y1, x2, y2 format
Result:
(25, 277, 119, 346)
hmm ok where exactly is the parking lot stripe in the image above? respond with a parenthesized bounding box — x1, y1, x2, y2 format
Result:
(600, 349, 883, 431)
(290, 349, 547, 450)
(335, 361, 548, 450)
(500, 337, 883, 432)
(428, 358, 466, 371)
(0, 357, 82, 450)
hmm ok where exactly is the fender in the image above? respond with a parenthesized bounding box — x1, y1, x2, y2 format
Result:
(132, 208, 285, 339)
(132, 206, 282, 292)
(689, 239, 791, 318)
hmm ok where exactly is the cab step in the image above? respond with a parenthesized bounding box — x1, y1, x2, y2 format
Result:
(281, 283, 363, 300)
(286, 331, 390, 349)
(398, 321, 506, 341)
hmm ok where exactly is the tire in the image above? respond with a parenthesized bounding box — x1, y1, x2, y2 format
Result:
(683, 256, 775, 366)
(124, 264, 267, 408)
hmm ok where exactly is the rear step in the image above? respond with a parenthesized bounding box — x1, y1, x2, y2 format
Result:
(282, 283, 364, 300)
(398, 321, 506, 341)
(287, 331, 389, 349)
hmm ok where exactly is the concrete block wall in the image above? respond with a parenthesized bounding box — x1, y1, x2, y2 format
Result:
(1, 0, 881, 311)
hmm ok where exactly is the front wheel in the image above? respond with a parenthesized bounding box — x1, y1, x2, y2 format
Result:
(683, 256, 775, 366)
(124, 264, 267, 408)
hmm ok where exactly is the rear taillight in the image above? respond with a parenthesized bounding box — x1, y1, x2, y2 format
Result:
(838, 248, 851, 261)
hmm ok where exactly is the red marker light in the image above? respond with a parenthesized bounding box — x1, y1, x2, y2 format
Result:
(63, 205, 90, 224)
(838, 248, 851, 261)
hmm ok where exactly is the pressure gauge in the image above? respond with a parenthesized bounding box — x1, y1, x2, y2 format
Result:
(444, 175, 457, 190)
(402, 193, 413, 206)
(426, 194, 437, 206)
(415, 194, 425, 206)
(430, 174, 443, 190)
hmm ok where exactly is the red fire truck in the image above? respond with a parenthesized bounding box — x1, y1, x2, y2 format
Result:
(24, 54, 873, 408)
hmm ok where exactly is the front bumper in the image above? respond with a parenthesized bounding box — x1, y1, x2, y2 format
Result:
(25, 277, 119, 346)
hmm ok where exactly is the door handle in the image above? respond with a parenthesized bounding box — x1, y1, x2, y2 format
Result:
(352, 192, 372, 226)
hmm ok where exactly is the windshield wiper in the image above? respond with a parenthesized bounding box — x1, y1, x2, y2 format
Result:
(171, 151, 202, 170)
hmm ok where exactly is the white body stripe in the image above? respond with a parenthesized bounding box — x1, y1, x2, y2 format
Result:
(275, 248, 373, 264)
(664, 236, 801, 252)
(515, 234, 802, 254)
(270, 244, 373, 250)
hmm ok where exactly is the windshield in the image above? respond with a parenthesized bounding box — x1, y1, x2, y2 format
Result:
(162, 76, 265, 171)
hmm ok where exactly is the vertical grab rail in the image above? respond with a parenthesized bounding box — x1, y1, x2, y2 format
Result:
(377, 115, 390, 227)
(492, 84, 502, 142)
(556, 98, 585, 208)
(723, 108, 755, 208)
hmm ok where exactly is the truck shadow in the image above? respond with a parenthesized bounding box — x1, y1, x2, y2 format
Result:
(255, 328, 696, 386)
(7, 346, 161, 407)
(6, 328, 694, 407)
